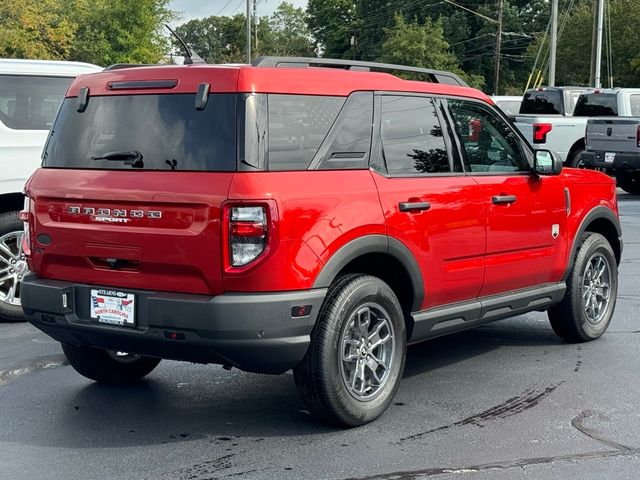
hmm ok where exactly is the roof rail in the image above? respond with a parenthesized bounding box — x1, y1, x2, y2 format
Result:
(252, 56, 468, 87)
(104, 64, 153, 71)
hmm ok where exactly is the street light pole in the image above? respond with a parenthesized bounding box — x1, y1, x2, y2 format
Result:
(594, 0, 605, 88)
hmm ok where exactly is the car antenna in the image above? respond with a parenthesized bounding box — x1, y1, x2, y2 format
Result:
(165, 24, 205, 64)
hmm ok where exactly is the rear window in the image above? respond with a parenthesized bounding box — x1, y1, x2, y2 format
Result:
(43, 94, 236, 171)
(629, 95, 640, 116)
(574, 93, 618, 116)
(520, 90, 563, 115)
(0, 75, 72, 130)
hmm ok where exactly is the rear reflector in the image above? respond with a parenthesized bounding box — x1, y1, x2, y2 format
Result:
(533, 123, 553, 144)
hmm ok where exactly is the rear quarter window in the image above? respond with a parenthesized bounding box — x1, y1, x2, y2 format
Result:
(0, 75, 72, 130)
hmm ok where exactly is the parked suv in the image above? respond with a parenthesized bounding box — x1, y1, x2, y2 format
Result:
(21, 58, 622, 426)
(0, 58, 101, 321)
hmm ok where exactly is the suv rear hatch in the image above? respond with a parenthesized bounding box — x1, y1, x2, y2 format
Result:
(25, 68, 239, 296)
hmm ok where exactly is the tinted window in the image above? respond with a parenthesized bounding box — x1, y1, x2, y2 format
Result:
(317, 92, 373, 170)
(629, 95, 640, 116)
(43, 94, 237, 171)
(268, 95, 345, 170)
(380, 96, 450, 175)
(574, 93, 618, 116)
(520, 90, 562, 115)
(0, 75, 72, 130)
(449, 100, 529, 173)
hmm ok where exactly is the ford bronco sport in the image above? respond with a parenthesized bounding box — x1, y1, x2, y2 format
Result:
(20, 57, 622, 427)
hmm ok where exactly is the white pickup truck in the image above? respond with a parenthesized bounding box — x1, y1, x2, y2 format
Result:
(513, 86, 593, 167)
(582, 89, 640, 194)
(0, 59, 102, 320)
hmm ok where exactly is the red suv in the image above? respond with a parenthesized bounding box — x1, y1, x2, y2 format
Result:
(21, 57, 622, 427)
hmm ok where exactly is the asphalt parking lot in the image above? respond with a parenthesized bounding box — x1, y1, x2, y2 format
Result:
(1, 192, 639, 480)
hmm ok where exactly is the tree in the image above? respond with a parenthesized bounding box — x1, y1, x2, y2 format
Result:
(174, 15, 247, 63)
(378, 14, 485, 89)
(307, 0, 357, 58)
(0, 0, 75, 59)
(267, 2, 314, 57)
(71, 0, 174, 66)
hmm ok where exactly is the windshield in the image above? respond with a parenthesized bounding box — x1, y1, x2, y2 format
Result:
(573, 93, 618, 116)
(43, 93, 237, 171)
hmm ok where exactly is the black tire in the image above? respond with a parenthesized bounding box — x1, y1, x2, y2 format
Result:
(0, 210, 27, 322)
(568, 149, 586, 168)
(615, 172, 640, 195)
(62, 343, 161, 383)
(548, 232, 617, 342)
(293, 274, 406, 427)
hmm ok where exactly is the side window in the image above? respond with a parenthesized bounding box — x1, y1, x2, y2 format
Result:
(317, 92, 373, 170)
(448, 100, 529, 173)
(380, 95, 451, 175)
(0, 75, 72, 130)
(630, 95, 640, 117)
(268, 94, 345, 171)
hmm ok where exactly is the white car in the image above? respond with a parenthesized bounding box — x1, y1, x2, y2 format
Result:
(0, 58, 102, 320)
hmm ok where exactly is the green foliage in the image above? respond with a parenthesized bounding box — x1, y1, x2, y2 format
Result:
(173, 2, 315, 63)
(71, 0, 173, 65)
(0, 0, 173, 65)
(307, 0, 357, 58)
(0, 0, 76, 59)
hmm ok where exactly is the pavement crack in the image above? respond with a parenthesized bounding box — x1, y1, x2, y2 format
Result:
(342, 449, 640, 479)
(397, 383, 562, 444)
(571, 410, 633, 452)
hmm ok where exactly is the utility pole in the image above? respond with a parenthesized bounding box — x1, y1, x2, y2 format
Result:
(493, 0, 503, 95)
(549, 0, 558, 86)
(253, 0, 258, 53)
(246, 0, 251, 63)
(589, 0, 598, 86)
(594, 0, 605, 88)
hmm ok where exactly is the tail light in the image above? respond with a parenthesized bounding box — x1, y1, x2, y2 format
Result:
(20, 196, 31, 256)
(533, 123, 552, 144)
(228, 206, 267, 267)
(637, 125, 640, 148)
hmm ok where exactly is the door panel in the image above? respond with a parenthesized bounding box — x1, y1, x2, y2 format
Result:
(372, 94, 485, 311)
(446, 98, 567, 297)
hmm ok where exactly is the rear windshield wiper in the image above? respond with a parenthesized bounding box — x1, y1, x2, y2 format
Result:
(92, 150, 144, 168)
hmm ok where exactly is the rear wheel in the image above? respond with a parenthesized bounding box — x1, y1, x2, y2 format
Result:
(548, 233, 617, 342)
(293, 275, 406, 427)
(568, 149, 586, 168)
(0, 211, 28, 322)
(62, 343, 161, 383)
(615, 172, 640, 194)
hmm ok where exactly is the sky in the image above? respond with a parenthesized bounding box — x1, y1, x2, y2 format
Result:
(169, 0, 309, 24)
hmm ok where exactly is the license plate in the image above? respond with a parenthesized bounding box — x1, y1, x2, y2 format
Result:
(90, 289, 135, 326)
(604, 152, 616, 163)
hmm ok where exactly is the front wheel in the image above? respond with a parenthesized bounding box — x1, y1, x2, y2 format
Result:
(62, 343, 161, 384)
(0, 211, 28, 322)
(548, 232, 617, 342)
(293, 275, 406, 427)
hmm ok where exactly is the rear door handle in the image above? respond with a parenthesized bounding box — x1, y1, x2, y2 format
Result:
(399, 201, 431, 212)
(492, 195, 517, 205)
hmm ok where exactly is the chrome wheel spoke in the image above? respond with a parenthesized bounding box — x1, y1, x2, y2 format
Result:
(340, 301, 396, 401)
(582, 253, 612, 325)
(0, 231, 30, 306)
(5, 279, 17, 304)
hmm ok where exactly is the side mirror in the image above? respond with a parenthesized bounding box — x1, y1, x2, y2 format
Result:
(534, 149, 562, 176)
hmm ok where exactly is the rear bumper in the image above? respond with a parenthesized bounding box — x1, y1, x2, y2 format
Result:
(582, 151, 640, 171)
(21, 275, 326, 374)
